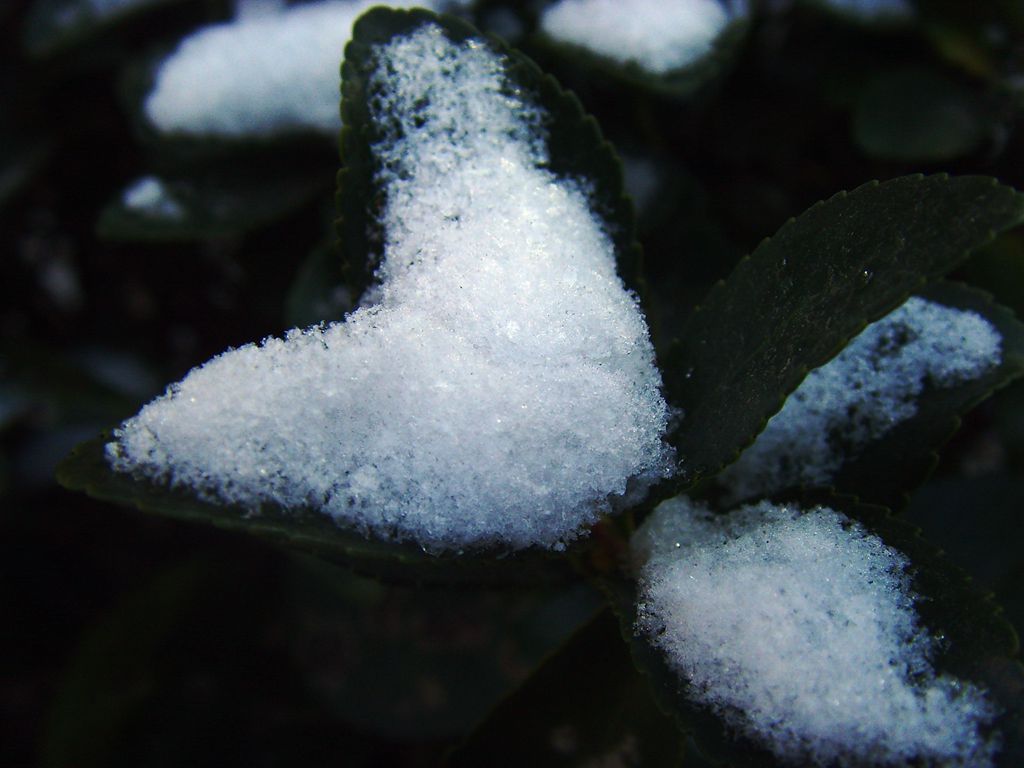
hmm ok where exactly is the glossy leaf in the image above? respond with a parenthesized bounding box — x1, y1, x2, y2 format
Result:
(830, 281, 1024, 509)
(337, 7, 644, 302)
(56, 434, 578, 586)
(611, 493, 1023, 766)
(663, 174, 1024, 485)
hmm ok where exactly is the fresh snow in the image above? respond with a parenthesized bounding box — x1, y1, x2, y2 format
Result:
(109, 21, 674, 551)
(634, 497, 996, 767)
(539, 0, 735, 75)
(718, 296, 1002, 503)
(145, 0, 434, 137)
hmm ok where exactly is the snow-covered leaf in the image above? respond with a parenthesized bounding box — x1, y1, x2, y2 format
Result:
(663, 174, 1024, 486)
(60, 9, 672, 575)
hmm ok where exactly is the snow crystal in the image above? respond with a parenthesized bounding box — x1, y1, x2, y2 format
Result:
(122, 176, 184, 219)
(144, 0, 433, 137)
(718, 296, 1002, 504)
(634, 497, 997, 767)
(109, 21, 674, 551)
(539, 0, 735, 75)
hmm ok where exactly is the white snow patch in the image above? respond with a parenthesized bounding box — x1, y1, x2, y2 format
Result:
(109, 22, 674, 552)
(718, 296, 1002, 504)
(144, 0, 434, 137)
(539, 0, 735, 75)
(634, 497, 997, 767)
(122, 176, 184, 219)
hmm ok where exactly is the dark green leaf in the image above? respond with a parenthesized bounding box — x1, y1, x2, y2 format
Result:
(609, 493, 1023, 766)
(664, 174, 1024, 485)
(446, 609, 682, 768)
(831, 281, 1024, 509)
(337, 7, 644, 302)
(97, 166, 329, 241)
(853, 67, 986, 162)
(56, 434, 577, 586)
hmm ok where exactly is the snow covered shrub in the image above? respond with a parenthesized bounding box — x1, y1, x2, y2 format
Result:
(31, 2, 1024, 765)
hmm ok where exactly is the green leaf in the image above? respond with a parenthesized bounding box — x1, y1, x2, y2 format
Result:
(533, 13, 750, 100)
(56, 434, 577, 586)
(446, 609, 682, 768)
(853, 67, 986, 163)
(97, 166, 329, 242)
(663, 174, 1024, 485)
(609, 494, 1023, 766)
(337, 7, 644, 302)
(830, 282, 1024, 509)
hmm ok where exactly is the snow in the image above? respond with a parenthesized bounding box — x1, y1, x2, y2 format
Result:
(718, 296, 1002, 503)
(634, 497, 996, 767)
(539, 0, 735, 75)
(109, 21, 674, 552)
(145, 0, 435, 137)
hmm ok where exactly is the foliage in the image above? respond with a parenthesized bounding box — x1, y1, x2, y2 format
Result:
(4, 1, 1024, 766)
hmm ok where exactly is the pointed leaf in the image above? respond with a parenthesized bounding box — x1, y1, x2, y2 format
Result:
(664, 174, 1024, 485)
(830, 282, 1024, 508)
(611, 493, 1023, 766)
(337, 6, 644, 302)
(56, 434, 577, 586)
(446, 609, 682, 768)
(61, 8, 667, 582)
